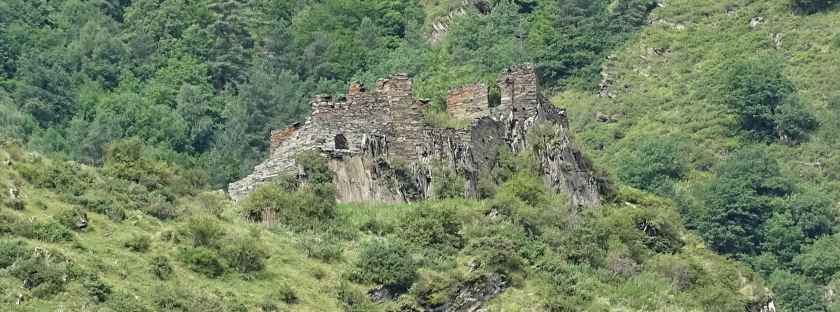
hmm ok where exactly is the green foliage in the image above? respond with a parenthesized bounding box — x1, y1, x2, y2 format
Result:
(795, 234, 840, 284)
(9, 248, 73, 299)
(221, 234, 269, 275)
(411, 269, 462, 308)
(790, 0, 839, 13)
(697, 146, 791, 256)
(183, 215, 225, 248)
(239, 182, 337, 230)
(82, 274, 113, 303)
(298, 234, 343, 262)
(178, 246, 227, 278)
(770, 270, 827, 311)
(397, 204, 464, 254)
(463, 221, 527, 275)
(150, 255, 174, 280)
(294, 151, 335, 185)
(352, 238, 417, 291)
(433, 166, 466, 199)
(616, 136, 688, 195)
(720, 55, 817, 143)
(124, 234, 152, 253)
(259, 282, 298, 310)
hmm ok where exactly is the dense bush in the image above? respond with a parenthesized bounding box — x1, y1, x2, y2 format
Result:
(82, 274, 112, 303)
(352, 239, 417, 291)
(124, 234, 152, 253)
(298, 234, 343, 262)
(183, 216, 225, 248)
(150, 255, 174, 280)
(178, 246, 227, 278)
(9, 248, 74, 298)
(697, 146, 791, 257)
(720, 56, 817, 143)
(239, 182, 336, 230)
(221, 234, 269, 275)
(56, 208, 88, 231)
(432, 166, 466, 199)
(795, 234, 840, 284)
(790, 0, 839, 13)
(770, 270, 827, 311)
(616, 136, 688, 196)
(397, 204, 464, 254)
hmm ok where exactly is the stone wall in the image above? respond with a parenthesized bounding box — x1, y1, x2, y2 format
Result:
(447, 84, 489, 121)
(229, 64, 602, 209)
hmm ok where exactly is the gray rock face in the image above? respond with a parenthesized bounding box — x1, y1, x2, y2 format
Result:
(229, 64, 602, 209)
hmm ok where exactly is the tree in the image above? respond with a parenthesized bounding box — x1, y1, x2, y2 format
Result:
(795, 234, 840, 284)
(205, 0, 254, 90)
(790, 0, 840, 14)
(698, 147, 791, 256)
(616, 136, 688, 195)
(721, 55, 817, 143)
(769, 270, 827, 311)
(352, 239, 417, 291)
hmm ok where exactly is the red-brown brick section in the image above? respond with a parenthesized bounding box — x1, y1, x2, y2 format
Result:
(269, 125, 300, 155)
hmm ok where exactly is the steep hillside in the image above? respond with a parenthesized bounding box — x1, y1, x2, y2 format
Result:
(2, 0, 840, 311)
(0, 140, 771, 311)
(555, 0, 840, 310)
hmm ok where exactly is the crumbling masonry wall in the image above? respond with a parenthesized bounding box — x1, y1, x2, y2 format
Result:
(447, 84, 489, 121)
(229, 64, 602, 209)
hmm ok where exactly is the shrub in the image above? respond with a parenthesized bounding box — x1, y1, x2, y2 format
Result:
(221, 235, 269, 275)
(616, 136, 687, 196)
(56, 208, 89, 231)
(770, 270, 828, 311)
(795, 234, 840, 284)
(464, 230, 525, 275)
(647, 255, 702, 291)
(790, 0, 839, 14)
(0, 239, 29, 269)
(124, 234, 152, 253)
(150, 256, 174, 280)
(240, 182, 336, 230)
(294, 151, 335, 185)
(22, 221, 74, 242)
(432, 166, 465, 199)
(298, 234, 343, 262)
(337, 280, 375, 312)
(9, 248, 72, 298)
(397, 204, 464, 254)
(105, 292, 152, 312)
(720, 55, 817, 143)
(193, 191, 228, 218)
(411, 270, 462, 309)
(183, 216, 225, 247)
(82, 274, 112, 303)
(352, 239, 417, 291)
(495, 173, 548, 207)
(178, 247, 226, 278)
(153, 286, 246, 312)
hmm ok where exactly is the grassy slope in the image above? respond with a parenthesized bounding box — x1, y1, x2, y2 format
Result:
(1, 143, 769, 311)
(556, 0, 840, 196)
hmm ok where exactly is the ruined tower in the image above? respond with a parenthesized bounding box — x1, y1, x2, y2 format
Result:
(229, 64, 602, 209)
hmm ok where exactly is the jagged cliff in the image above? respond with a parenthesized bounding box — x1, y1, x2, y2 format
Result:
(229, 64, 602, 209)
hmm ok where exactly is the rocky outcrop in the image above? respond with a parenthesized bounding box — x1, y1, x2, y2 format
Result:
(229, 64, 602, 209)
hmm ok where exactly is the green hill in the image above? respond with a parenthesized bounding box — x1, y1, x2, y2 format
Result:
(2, 0, 840, 311)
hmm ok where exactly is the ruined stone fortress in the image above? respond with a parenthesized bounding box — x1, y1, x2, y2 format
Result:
(229, 64, 602, 209)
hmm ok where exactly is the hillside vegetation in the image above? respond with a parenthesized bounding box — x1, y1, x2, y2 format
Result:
(0, 141, 767, 311)
(1, 0, 840, 311)
(554, 0, 840, 309)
